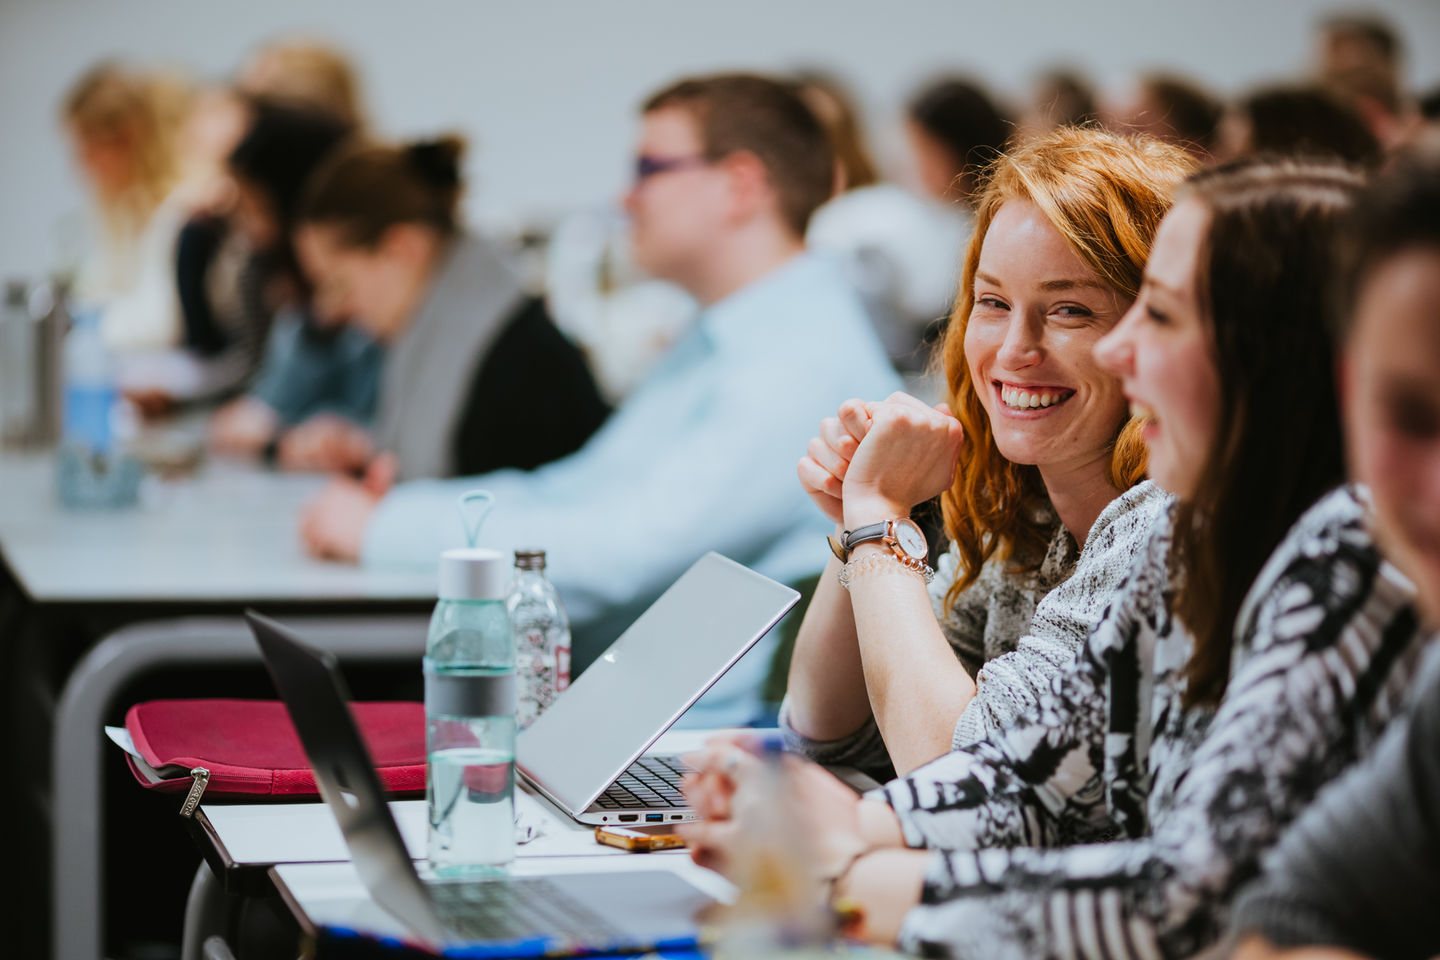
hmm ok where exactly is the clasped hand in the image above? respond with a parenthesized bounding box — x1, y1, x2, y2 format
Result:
(678, 733, 869, 886)
(797, 391, 965, 527)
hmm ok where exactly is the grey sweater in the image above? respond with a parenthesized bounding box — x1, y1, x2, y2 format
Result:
(780, 480, 1170, 773)
(1229, 636, 1440, 960)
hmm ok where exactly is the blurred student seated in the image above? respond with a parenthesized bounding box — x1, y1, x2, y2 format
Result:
(1107, 73, 1223, 163)
(177, 39, 373, 417)
(799, 70, 968, 373)
(1017, 69, 1099, 139)
(62, 62, 190, 354)
(299, 72, 901, 725)
(1314, 12, 1422, 153)
(1215, 85, 1382, 168)
(278, 136, 609, 482)
(208, 101, 382, 455)
(543, 207, 697, 405)
(834, 76, 1009, 369)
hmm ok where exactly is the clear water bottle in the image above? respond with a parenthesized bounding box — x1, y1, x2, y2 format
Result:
(506, 549, 572, 730)
(425, 547, 517, 875)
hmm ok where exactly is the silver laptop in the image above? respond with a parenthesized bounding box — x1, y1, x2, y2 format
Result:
(248, 610, 718, 954)
(516, 551, 799, 825)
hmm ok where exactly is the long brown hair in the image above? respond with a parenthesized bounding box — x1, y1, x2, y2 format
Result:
(1171, 160, 1362, 705)
(940, 127, 1197, 607)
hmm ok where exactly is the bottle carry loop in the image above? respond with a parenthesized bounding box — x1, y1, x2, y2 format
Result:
(458, 490, 495, 548)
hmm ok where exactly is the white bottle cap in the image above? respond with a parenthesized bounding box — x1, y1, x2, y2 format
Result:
(437, 547, 509, 600)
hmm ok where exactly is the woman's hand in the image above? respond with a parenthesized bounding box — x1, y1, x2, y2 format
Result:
(841, 392, 964, 529)
(679, 736, 870, 884)
(797, 399, 873, 524)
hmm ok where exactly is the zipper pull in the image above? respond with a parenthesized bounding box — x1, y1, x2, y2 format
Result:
(180, 766, 210, 818)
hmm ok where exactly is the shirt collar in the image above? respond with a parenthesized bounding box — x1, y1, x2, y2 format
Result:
(694, 252, 830, 354)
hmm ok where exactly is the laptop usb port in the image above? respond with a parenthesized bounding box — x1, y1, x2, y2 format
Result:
(645, 813, 664, 822)
(618, 814, 639, 822)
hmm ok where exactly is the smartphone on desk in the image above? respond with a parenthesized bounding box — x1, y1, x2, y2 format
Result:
(594, 823, 687, 852)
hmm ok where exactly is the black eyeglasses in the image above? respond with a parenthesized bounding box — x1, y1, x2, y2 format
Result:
(634, 154, 710, 182)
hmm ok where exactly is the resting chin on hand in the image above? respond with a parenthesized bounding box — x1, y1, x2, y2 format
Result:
(299, 454, 397, 562)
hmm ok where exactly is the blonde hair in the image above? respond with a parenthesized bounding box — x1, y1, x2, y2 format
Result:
(240, 39, 366, 128)
(940, 126, 1198, 605)
(63, 62, 188, 242)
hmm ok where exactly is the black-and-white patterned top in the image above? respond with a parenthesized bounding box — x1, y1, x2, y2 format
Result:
(877, 485, 1428, 960)
(780, 481, 1170, 774)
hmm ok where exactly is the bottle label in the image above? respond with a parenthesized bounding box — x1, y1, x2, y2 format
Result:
(424, 668, 517, 718)
(556, 646, 571, 691)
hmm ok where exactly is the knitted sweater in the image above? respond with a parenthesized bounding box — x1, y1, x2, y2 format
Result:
(780, 480, 1169, 774)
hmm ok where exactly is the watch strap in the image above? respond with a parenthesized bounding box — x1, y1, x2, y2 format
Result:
(828, 521, 890, 563)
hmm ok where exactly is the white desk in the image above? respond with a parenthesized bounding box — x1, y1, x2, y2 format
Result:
(189, 730, 740, 955)
(0, 446, 436, 960)
(197, 729, 735, 869)
(0, 449, 435, 603)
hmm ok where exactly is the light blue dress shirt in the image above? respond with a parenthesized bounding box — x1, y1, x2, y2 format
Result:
(364, 252, 901, 724)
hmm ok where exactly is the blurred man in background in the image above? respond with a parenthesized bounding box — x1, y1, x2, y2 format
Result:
(299, 72, 900, 725)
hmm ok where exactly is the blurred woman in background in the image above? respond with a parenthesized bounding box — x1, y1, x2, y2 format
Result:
(801, 70, 972, 371)
(1107, 73, 1223, 162)
(904, 77, 1012, 209)
(1215, 85, 1382, 167)
(208, 102, 382, 454)
(62, 61, 190, 351)
(286, 136, 609, 483)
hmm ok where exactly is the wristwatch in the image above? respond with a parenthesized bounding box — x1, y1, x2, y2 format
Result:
(827, 517, 928, 565)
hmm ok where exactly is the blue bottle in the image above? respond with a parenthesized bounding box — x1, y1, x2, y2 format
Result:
(56, 307, 140, 508)
(62, 308, 115, 455)
(425, 547, 516, 875)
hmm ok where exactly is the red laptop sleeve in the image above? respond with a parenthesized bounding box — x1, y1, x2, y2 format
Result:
(122, 699, 427, 798)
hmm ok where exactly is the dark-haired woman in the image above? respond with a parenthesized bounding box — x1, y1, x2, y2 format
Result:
(284, 136, 608, 481)
(681, 160, 1430, 959)
(1228, 160, 1440, 960)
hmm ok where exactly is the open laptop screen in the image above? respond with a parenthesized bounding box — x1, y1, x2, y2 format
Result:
(516, 552, 798, 815)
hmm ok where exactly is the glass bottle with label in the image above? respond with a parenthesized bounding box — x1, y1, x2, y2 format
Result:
(425, 547, 516, 875)
(506, 549, 572, 729)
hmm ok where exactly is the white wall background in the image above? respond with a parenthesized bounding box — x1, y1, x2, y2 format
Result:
(2, 0, 1438, 280)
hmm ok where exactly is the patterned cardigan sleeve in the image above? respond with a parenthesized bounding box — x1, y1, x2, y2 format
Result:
(953, 482, 1171, 747)
(873, 516, 1172, 853)
(888, 488, 1424, 960)
(777, 534, 995, 773)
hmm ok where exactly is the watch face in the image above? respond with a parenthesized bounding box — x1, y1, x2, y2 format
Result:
(894, 519, 927, 560)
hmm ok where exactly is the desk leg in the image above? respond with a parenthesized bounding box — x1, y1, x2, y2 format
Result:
(182, 862, 228, 960)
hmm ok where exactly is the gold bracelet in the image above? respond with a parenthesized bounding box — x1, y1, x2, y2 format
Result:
(838, 551, 935, 589)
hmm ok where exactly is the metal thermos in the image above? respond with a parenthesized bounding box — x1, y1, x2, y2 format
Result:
(0, 278, 66, 449)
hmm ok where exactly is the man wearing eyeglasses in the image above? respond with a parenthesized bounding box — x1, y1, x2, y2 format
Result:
(300, 72, 899, 725)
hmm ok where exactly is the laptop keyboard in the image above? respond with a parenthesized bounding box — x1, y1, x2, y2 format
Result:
(430, 876, 624, 942)
(595, 754, 689, 810)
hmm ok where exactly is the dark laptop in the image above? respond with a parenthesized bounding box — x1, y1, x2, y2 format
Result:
(247, 610, 717, 954)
